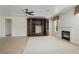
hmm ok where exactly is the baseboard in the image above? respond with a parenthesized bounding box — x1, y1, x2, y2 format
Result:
(70, 40, 79, 45)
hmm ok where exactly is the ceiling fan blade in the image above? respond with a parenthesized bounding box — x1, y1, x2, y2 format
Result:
(28, 11, 34, 13)
(24, 8, 34, 16)
(28, 12, 34, 15)
(26, 14, 34, 16)
(25, 12, 34, 16)
(29, 13, 34, 15)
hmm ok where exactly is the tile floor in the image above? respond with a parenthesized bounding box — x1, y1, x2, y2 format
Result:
(0, 36, 27, 54)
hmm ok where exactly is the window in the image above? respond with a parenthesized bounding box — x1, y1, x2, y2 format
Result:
(53, 16, 59, 32)
(54, 20, 58, 32)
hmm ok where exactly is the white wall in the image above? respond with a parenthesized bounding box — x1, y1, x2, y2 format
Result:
(0, 16, 5, 37)
(0, 16, 27, 37)
(54, 6, 79, 44)
(49, 18, 54, 36)
(12, 16, 27, 36)
(5, 19, 12, 35)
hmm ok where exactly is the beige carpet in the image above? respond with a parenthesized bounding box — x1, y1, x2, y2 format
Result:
(0, 36, 27, 54)
(23, 36, 79, 54)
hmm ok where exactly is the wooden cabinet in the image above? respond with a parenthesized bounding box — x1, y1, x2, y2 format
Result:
(27, 17, 49, 36)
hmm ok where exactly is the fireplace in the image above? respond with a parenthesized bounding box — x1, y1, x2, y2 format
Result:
(62, 31, 70, 41)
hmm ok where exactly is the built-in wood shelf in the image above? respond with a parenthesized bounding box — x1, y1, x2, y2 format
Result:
(27, 17, 49, 36)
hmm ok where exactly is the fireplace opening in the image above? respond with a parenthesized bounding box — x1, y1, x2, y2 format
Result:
(62, 31, 70, 41)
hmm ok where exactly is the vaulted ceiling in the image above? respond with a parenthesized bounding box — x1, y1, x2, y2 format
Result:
(0, 5, 75, 17)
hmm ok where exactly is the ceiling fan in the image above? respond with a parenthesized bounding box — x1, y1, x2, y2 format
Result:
(25, 9, 34, 16)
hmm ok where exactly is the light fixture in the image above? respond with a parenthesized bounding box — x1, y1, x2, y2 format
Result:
(74, 5, 79, 15)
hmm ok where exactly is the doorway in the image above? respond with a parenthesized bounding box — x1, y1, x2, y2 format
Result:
(5, 19, 12, 37)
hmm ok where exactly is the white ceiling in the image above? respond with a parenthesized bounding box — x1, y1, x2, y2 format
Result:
(0, 5, 75, 17)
